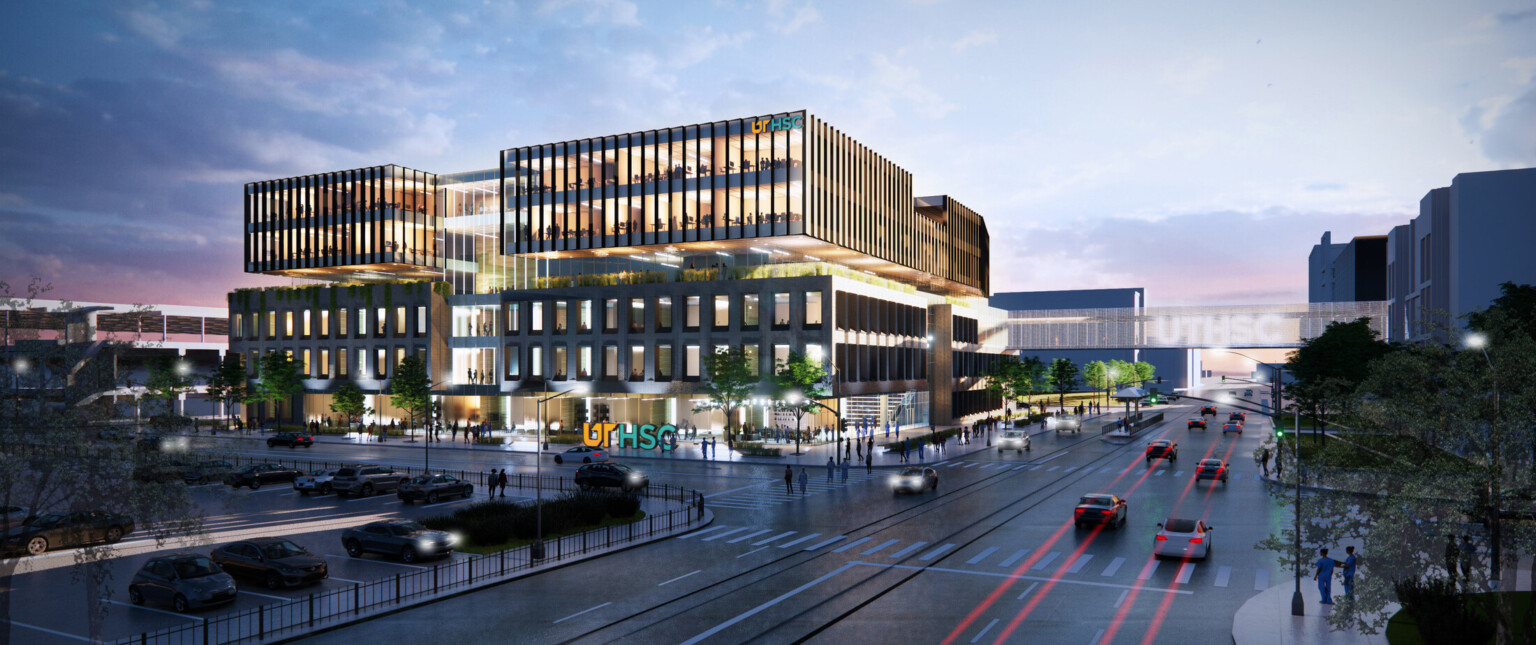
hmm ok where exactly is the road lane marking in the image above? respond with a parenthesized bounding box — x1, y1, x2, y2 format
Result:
(753, 531, 798, 546)
(737, 546, 770, 558)
(419, 497, 476, 509)
(702, 528, 753, 542)
(889, 541, 928, 558)
(553, 602, 612, 624)
(681, 563, 859, 645)
(963, 463, 978, 469)
(104, 599, 203, 621)
(967, 546, 999, 564)
(1137, 559, 1160, 580)
(1215, 566, 1232, 588)
(1013, 465, 1028, 471)
(1233, 473, 1243, 480)
(703, 481, 776, 498)
(727, 529, 773, 544)
(1100, 467, 1111, 473)
(970, 618, 1000, 643)
(1254, 569, 1270, 590)
(1066, 554, 1094, 574)
(658, 570, 702, 586)
(1034, 451, 1071, 464)
(1065, 466, 1077, 473)
(1114, 589, 1130, 608)
(329, 577, 365, 584)
(804, 536, 846, 551)
(0, 619, 92, 642)
(851, 561, 1193, 595)
(861, 539, 900, 555)
(1015, 581, 1039, 600)
(1031, 551, 1060, 570)
(1031, 466, 1043, 471)
(346, 495, 398, 503)
(832, 537, 872, 553)
(1090, 628, 1106, 645)
(919, 544, 956, 561)
(778, 533, 822, 549)
(999, 549, 1030, 568)
(677, 525, 733, 539)
(1101, 557, 1126, 577)
(1046, 466, 1059, 472)
(1176, 562, 1196, 584)
(1155, 470, 1165, 476)
(1174, 471, 1184, 477)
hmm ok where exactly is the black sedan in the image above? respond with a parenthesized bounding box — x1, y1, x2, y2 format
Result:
(397, 474, 475, 504)
(1187, 418, 1207, 430)
(184, 460, 237, 485)
(1074, 494, 1127, 529)
(890, 466, 938, 494)
(225, 463, 304, 490)
(341, 521, 455, 563)
(266, 432, 314, 448)
(574, 463, 648, 492)
(210, 537, 327, 589)
(1, 511, 135, 556)
(1145, 440, 1179, 463)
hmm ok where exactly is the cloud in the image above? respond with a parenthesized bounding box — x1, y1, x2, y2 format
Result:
(1478, 85, 1536, 165)
(1305, 182, 1345, 191)
(952, 30, 996, 52)
(1503, 56, 1536, 84)
(1161, 56, 1225, 94)
(538, 0, 641, 27)
(1495, 8, 1536, 24)
(765, 0, 820, 34)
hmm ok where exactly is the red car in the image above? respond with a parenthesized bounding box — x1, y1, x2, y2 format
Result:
(1195, 459, 1229, 483)
(1146, 440, 1179, 463)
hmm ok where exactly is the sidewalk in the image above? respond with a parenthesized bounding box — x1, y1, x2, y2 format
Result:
(1232, 579, 1393, 645)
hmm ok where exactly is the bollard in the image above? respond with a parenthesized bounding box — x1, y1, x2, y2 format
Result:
(259, 604, 265, 639)
(309, 593, 316, 627)
(395, 573, 401, 603)
(353, 582, 360, 615)
(433, 564, 439, 592)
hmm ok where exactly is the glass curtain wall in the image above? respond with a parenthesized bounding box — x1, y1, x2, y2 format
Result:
(246, 165, 440, 274)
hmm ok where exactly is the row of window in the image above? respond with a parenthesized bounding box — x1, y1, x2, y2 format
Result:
(246, 346, 424, 381)
(834, 291, 927, 337)
(833, 343, 928, 383)
(498, 291, 823, 335)
(501, 342, 826, 382)
(953, 351, 1008, 379)
(953, 316, 979, 344)
(952, 389, 1003, 419)
(233, 306, 428, 342)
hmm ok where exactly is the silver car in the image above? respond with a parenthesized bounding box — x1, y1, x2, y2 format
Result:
(997, 430, 1031, 453)
(293, 469, 339, 495)
(1052, 414, 1081, 433)
(129, 553, 238, 612)
(1153, 518, 1212, 560)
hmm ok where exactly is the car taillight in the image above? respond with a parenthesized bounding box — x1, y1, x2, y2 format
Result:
(1188, 537, 1203, 544)
(1155, 535, 1167, 541)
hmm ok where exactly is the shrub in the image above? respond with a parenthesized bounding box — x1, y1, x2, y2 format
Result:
(1393, 576, 1493, 645)
(606, 494, 641, 518)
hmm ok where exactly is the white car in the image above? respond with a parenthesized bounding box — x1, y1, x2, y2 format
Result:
(998, 430, 1031, 453)
(554, 446, 608, 464)
(1154, 518, 1213, 560)
(292, 470, 340, 495)
(1051, 414, 1082, 433)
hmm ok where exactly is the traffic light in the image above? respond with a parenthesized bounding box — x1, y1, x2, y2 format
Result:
(1275, 426, 1285, 439)
(1156, 376, 1162, 384)
(1221, 375, 1226, 382)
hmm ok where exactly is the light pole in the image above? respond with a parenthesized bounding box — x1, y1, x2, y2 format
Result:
(532, 382, 587, 560)
(1466, 332, 1503, 590)
(786, 392, 804, 456)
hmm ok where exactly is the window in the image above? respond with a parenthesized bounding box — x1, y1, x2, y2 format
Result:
(338, 348, 348, 376)
(603, 344, 618, 379)
(506, 303, 520, 333)
(629, 345, 644, 380)
(555, 301, 568, 333)
(530, 345, 543, 377)
(319, 310, 330, 338)
(713, 295, 729, 330)
(375, 348, 387, 378)
(531, 302, 544, 333)
(319, 349, 330, 378)
(685, 296, 700, 329)
(301, 310, 311, 338)
(504, 345, 520, 379)
(629, 299, 645, 333)
(358, 348, 368, 377)
(655, 297, 672, 331)
(395, 307, 406, 337)
(416, 306, 427, 337)
(604, 299, 618, 332)
(248, 351, 258, 376)
(742, 294, 759, 328)
(284, 311, 294, 338)
(806, 343, 824, 366)
(578, 300, 592, 332)
(375, 308, 386, 336)
(553, 345, 568, 380)
(578, 345, 592, 379)
(773, 292, 789, 327)
(656, 344, 673, 380)
(338, 308, 349, 338)
(685, 344, 701, 378)
(233, 314, 243, 339)
(805, 291, 822, 327)
(395, 347, 405, 371)
(774, 344, 790, 372)
(743, 344, 761, 375)
(356, 308, 367, 336)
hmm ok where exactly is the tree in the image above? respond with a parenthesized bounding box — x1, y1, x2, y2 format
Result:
(143, 355, 194, 429)
(770, 350, 830, 455)
(1015, 356, 1047, 414)
(1288, 318, 1393, 395)
(247, 352, 303, 426)
(203, 353, 248, 431)
(1466, 282, 1536, 343)
(329, 380, 371, 431)
(692, 346, 761, 447)
(388, 354, 433, 442)
(1132, 360, 1155, 386)
(1082, 361, 1110, 405)
(1047, 358, 1080, 411)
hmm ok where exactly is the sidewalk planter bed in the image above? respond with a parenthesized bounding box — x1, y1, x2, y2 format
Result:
(881, 427, 965, 451)
(419, 493, 645, 552)
(734, 442, 782, 457)
(1386, 581, 1528, 645)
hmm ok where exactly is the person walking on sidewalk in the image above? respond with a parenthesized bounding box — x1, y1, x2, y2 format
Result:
(1461, 535, 1477, 590)
(1259, 446, 1271, 477)
(827, 457, 835, 482)
(485, 470, 497, 498)
(865, 452, 872, 474)
(1314, 548, 1340, 604)
(1445, 535, 1460, 585)
(784, 466, 794, 494)
(497, 468, 508, 498)
(798, 467, 808, 495)
(1342, 546, 1357, 601)
(840, 458, 849, 483)
(904, 437, 911, 463)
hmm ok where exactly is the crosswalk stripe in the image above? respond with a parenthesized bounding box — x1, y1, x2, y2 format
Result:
(1102, 557, 1126, 577)
(890, 541, 928, 558)
(1031, 465, 1043, 471)
(1046, 466, 1059, 472)
(1100, 467, 1112, 473)
(702, 527, 753, 541)
(964, 463, 978, 469)
(678, 525, 732, 539)
(1138, 469, 1149, 475)
(920, 544, 957, 561)
(1065, 466, 1077, 473)
(1031, 551, 1060, 570)
(1254, 569, 1270, 590)
(1137, 559, 1160, 580)
(1176, 562, 1196, 584)
(1155, 470, 1165, 477)
(862, 539, 900, 556)
(1174, 471, 1184, 477)
(999, 549, 1030, 568)
(967, 547, 1000, 565)
(1233, 473, 1243, 480)
(1066, 554, 1093, 574)
(1013, 465, 1029, 471)
(833, 537, 872, 553)
(804, 536, 846, 551)
(1215, 566, 1232, 588)
(778, 533, 822, 549)
(753, 531, 797, 546)
(727, 529, 773, 544)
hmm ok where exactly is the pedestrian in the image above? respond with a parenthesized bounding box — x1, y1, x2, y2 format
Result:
(1445, 535, 1460, 585)
(1342, 546, 1357, 601)
(784, 466, 794, 493)
(1461, 535, 1477, 589)
(1314, 548, 1339, 604)
(904, 437, 911, 463)
(918, 440, 925, 463)
(856, 438, 863, 461)
(865, 452, 872, 474)
(1260, 447, 1271, 477)
(827, 457, 835, 482)
(798, 468, 808, 495)
(840, 458, 849, 482)
(497, 468, 508, 498)
(486, 470, 496, 498)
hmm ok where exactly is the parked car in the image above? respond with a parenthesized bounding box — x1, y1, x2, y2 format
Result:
(133, 458, 193, 484)
(1145, 440, 1179, 463)
(1, 510, 135, 556)
(1200, 406, 1217, 416)
(1229, 412, 1247, 423)
(1187, 418, 1207, 430)
(397, 474, 475, 503)
(997, 430, 1031, 453)
(891, 466, 939, 494)
(1195, 459, 1229, 483)
(1243, 389, 1254, 397)
(574, 463, 648, 491)
(1052, 414, 1082, 433)
(1222, 423, 1244, 434)
(129, 553, 237, 612)
(1154, 518, 1213, 560)
(1074, 494, 1127, 529)
(225, 463, 304, 490)
(266, 432, 314, 448)
(293, 469, 340, 495)
(0, 505, 34, 532)
(330, 465, 407, 497)
(183, 460, 237, 485)
(210, 538, 327, 589)
(341, 520, 455, 563)
(555, 446, 608, 464)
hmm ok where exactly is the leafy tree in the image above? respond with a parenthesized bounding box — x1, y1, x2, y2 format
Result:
(692, 346, 761, 446)
(329, 380, 371, 431)
(247, 351, 304, 425)
(1466, 282, 1536, 342)
(1081, 361, 1110, 404)
(1047, 358, 1080, 411)
(1288, 318, 1393, 395)
(388, 354, 433, 441)
(203, 353, 248, 431)
(770, 350, 830, 455)
(1014, 356, 1047, 414)
(1133, 360, 1155, 385)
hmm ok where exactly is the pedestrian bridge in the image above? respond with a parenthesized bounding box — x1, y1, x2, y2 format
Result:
(1005, 301, 1388, 350)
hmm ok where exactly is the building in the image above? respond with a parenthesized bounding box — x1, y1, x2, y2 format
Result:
(230, 110, 1010, 436)
(1308, 231, 1387, 303)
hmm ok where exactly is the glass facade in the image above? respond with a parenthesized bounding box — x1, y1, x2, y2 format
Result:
(245, 165, 440, 276)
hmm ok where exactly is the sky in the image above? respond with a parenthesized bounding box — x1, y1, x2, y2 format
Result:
(1, 0, 1532, 309)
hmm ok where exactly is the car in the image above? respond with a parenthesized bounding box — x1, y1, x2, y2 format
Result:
(133, 458, 194, 483)
(1195, 459, 1229, 483)
(998, 429, 1031, 453)
(573, 463, 648, 491)
(1229, 412, 1246, 423)
(129, 553, 238, 612)
(1222, 423, 1244, 434)
(225, 463, 304, 490)
(293, 469, 340, 495)
(1146, 440, 1178, 463)
(96, 427, 135, 441)
(1200, 406, 1217, 416)
(1052, 414, 1082, 433)
(891, 466, 939, 494)
(1154, 518, 1213, 560)
(1243, 389, 1254, 397)
(341, 520, 455, 563)
(0, 505, 34, 532)
(555, 446, 608, 464)
(183, 460, 237, 485)
(266, 432, 314, 448)
(210, 538, 327, 589)
(0, 510, 135, 556)
(1074, 494, 1127, 529)
(397, 474, 475, 503)
(330, 465, 407, 497)
(1187, 418, 1207, 430)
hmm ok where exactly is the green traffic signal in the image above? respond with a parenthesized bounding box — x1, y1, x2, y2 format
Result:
(1221, 375, 1226, 382)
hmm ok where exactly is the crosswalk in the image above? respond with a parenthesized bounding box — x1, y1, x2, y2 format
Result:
(678, 524, 1275, 591)
(705, 469, 888, 510)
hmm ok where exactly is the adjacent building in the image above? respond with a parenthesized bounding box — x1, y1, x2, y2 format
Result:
(1308, 232, 1387, 304)
(231, 110, 1010, 435)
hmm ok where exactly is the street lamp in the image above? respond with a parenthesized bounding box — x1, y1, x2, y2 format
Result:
(785, 391, 805, 456)
(533, 382, 588, 560)
(1464, 332, 1503, 590)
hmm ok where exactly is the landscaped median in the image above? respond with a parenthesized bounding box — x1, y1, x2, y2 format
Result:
(420, 493, 646, 553)
(1387, 576, 1532, 644)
